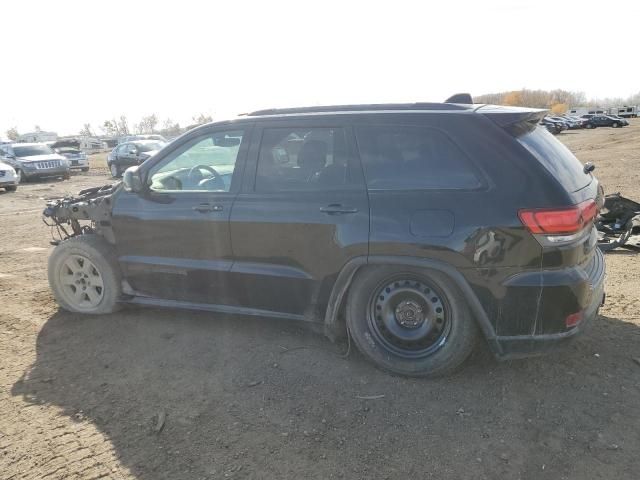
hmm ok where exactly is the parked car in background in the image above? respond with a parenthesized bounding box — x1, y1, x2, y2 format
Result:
(118, 134, 167, 144)
(44, 99, 606, 377)
(550, 116, 580, 129)
(540, 117, 565, 134)
(0, 143, 70, 183)
(107, 140, 166, 177)
(51, 140, 89, 172)
(557, 115, 587, 129)
(0, 159, 18, 191)
(584, 115, 627, 129)
(608, 115, 629, 126)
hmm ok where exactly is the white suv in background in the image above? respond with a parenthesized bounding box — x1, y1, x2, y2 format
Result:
(0, 160, 18, 192)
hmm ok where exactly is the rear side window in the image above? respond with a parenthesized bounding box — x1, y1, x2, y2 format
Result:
(255, 127, 352, 192)
(517, 127, 591, 192)
(355, 126, 481, 190)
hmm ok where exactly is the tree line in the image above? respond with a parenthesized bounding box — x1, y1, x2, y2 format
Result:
(5, 113, 214, 141)
(474, 89, 640, 114)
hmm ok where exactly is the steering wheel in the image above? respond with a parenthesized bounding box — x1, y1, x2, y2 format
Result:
(187, 165, 225, 190)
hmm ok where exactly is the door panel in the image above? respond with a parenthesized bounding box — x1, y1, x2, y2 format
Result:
(112, 191, 235, 303)
(228, 121, 369, 317)
(229, 191, 369, 315)
(111, 127, 251, 304)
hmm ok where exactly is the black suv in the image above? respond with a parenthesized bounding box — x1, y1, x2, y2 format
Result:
(44, 99, 606, 377)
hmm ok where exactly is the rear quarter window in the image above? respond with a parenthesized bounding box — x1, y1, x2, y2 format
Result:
(517, 127, 591, 192)
(355, 126, 481, 190)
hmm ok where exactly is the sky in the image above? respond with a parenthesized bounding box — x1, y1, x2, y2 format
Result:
(1, 0, 639, 137)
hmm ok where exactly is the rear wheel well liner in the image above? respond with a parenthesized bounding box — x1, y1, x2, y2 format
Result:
(324, 256, 501, 355)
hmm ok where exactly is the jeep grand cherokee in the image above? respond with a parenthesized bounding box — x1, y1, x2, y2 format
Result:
(43, 97, 606, 377)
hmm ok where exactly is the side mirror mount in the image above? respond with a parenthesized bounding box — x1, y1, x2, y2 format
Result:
(122, 166, 144, 193)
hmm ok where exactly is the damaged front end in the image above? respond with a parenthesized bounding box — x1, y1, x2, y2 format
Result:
(43, 184, 118, 245)
(597, 193, 640, 252)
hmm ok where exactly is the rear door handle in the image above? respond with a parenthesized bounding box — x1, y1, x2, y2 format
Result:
(319, 204, 358, 215)
(192, 203, 223, 213)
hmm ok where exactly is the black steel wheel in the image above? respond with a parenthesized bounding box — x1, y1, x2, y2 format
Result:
(347, 266, 479, 377)
(368, 276, 451, 359)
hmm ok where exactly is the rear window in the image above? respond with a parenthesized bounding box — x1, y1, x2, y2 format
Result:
(355, 126, 481, 190)
(517, 127, 591, 192)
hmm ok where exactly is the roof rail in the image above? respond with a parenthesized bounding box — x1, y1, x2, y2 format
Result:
(246, 102, 469, 116)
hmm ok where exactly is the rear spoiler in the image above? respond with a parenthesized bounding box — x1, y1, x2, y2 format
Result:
(475, 105, 547, 136)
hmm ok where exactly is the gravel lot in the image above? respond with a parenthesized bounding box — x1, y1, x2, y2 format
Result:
(1, 123, 639, 479)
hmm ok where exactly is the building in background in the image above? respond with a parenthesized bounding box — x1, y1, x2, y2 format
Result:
(16, 131, 58, 143)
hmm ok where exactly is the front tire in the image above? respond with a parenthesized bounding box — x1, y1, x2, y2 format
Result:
(48, 235, 122, 314)
(5, 185, 17, 192)
(346, 266, 478, 377)
(612, 122, 620, 128)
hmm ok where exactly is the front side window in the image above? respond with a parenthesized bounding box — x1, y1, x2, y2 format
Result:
(255, 127, 352, 192)
(355, 126, 481, 190)
(148, 130, 244, 192)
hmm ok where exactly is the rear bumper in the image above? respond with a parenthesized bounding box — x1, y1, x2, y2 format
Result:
(493, 248, 606, 359)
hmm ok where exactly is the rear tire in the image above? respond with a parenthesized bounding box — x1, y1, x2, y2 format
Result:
(346, 266, 479, 377)
(48, 235, 122, 314)
(5, 185, 17, 192)
(63, 171, 71, 180)
(81, 167, 90, 172)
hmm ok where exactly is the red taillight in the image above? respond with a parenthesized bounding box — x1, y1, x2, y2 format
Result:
(565, 311, 583, 328)
(519, 199, 598, 235)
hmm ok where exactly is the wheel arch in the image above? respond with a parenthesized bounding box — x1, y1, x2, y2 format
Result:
(323, 255, 501, 355)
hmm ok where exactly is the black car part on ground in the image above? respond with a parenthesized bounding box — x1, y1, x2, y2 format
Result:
(43, 183, 117, 244)
(596, 193, 640, 252)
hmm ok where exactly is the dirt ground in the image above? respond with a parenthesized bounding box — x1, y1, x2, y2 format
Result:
(1, 124, 639, 480)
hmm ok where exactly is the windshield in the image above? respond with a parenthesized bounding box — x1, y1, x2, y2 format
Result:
(137, 142, 165, 152)
(13, 145, 55, 157)
(517, 126, 591, 192)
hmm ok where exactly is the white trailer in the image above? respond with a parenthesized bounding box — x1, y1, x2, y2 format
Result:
(607, 106, 637, 118)
(17, 131, 58, 143)
(567, 107, 607, 117)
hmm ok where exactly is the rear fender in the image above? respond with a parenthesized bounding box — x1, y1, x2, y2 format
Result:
(324, 255, 501, 355)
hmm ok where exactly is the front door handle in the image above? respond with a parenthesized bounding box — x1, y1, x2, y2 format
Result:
(319, 204, 358, 215)
(192, 203, 223, 213)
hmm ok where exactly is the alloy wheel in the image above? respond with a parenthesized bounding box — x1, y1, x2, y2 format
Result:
(58, 254, 104, 309)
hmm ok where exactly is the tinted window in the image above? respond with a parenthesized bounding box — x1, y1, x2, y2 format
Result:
(148, 130, 244, 192)
(255, 127, 352, 192)
(355, 126, 481, 190)
(517, 126, 591, 192)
